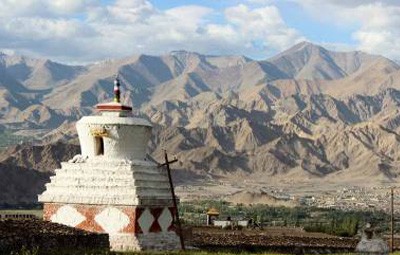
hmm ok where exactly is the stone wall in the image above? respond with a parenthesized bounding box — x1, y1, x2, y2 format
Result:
(190, 228, 359, 254)
(0, 219, 109, 253)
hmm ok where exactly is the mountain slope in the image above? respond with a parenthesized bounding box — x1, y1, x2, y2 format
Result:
(0, 163, 50, 205)
(268, 42, 399, 81)
(2, 42, 400, 204)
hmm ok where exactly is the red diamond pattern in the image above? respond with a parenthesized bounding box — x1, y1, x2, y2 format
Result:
(135, 208, 145, 233)
(149, 208, 163, 233)
(168, 207, 176, 232)
(135, 207, 176, 234)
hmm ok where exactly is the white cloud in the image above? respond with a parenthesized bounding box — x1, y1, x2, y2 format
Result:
(48, 0, 97, 14)
(300, 0, 400, 8)
(106, 0, 155, 23)
(245, 0, 274, 5)
(0, 0, 97, 17)
(165, 5, 213, 26)
(6, 18, 96, 39)
(350, 4, 400, 59)
(0, 1, 304, 63)
(294, 0, 400, 60)
(222, 4, 304, 52)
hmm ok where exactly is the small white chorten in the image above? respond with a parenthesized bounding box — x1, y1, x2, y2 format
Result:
(38, 76, 180, 251)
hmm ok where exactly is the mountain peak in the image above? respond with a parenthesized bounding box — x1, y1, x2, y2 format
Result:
(273, 41, 326, 59)
(267, 41, 393, 80)
(170, 50, 201, 57)
(292, 41, 322, 50)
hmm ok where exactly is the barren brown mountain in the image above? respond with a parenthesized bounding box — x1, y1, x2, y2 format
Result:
(1, 42, 400, 203)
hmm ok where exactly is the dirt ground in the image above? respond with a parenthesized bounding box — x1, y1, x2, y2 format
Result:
(189, 226, 358, 253)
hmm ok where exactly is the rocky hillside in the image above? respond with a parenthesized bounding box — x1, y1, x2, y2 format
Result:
(0, 41, 398, 130)
(147, 88, 400, 182)
(0, 142, 80, 205)
(0, 142, 80, 173)
(2, 41, 400, 203)
(0, 163, 50, 205)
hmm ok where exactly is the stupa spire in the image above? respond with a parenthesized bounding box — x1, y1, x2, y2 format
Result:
(95, 73, 132, 114)
(113, 75, 121, 103)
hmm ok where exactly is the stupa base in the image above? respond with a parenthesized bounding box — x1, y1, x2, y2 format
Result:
(110, 233, 180, 251)
(43, 203, 180, 251)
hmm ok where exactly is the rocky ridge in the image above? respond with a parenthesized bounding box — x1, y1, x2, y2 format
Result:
(1, 42, 400, 203)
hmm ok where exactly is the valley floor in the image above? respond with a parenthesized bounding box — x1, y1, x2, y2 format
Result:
(176, 177, 396, 212)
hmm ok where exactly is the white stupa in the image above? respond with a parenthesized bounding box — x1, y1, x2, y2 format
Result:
(38, 76, 180, 251)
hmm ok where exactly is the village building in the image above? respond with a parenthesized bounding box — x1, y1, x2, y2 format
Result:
(38, 76, 180, 251)
(206, 207, 220, 226)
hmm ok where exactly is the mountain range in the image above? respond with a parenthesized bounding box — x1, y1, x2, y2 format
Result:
(1, 41, 400, 203)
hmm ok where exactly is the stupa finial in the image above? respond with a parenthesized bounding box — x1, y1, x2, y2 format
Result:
(114, 74, 121, 103)
(95, 73, 132, 113)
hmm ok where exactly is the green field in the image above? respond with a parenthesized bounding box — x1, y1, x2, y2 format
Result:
(0, 209, 42, 218)
(0, 200, 393, 238)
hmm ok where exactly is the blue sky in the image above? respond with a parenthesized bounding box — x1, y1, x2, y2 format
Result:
(133, 0, 358, 48)
(277, 2, 355, 45)
(0, 0, 399, 63)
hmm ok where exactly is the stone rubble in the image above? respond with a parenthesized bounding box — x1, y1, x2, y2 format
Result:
(0, 219, 109, 253)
